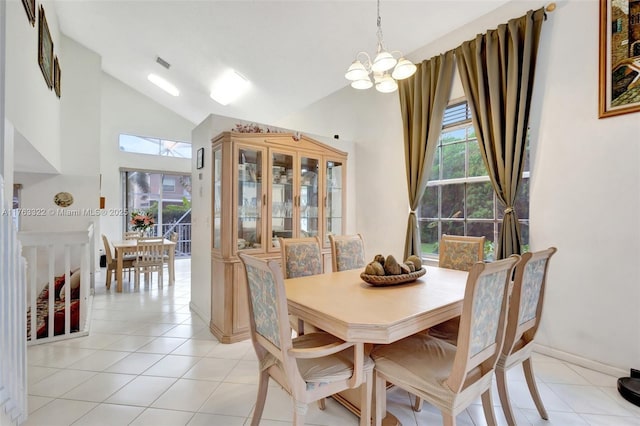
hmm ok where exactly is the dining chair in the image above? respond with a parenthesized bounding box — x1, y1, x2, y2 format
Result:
(329, 233, 366, 272)
(438, 234, 485, 271)
(496, 247, 557, 425)
(371, 255, 519, 426)
(123, 230, 142, 240)
(279, 236, 324, 336)
(238, 253, 374, 426)
(133, 238, 165, 287)
(101, 234, 136, 289)
(424, 234, 487, 370)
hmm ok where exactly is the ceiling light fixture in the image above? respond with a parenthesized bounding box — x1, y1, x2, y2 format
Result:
(147, 74, 179, 96)
(344, 0, 416, 93)
(210, 70, 250, 106)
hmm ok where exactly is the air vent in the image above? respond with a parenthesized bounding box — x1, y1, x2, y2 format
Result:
(156, 56, 171, 69)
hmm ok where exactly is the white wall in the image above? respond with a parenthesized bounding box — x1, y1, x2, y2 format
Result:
(281, 0, 640, 372)
(6, 0, 62, 171)
(99, 73, 194, 241)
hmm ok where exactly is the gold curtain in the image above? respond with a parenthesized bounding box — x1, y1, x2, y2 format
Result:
(399, 51, 455, 259)
(456, 8, 545, 259)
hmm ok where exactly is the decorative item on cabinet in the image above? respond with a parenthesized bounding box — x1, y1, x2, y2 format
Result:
(209, 131, 347, 343)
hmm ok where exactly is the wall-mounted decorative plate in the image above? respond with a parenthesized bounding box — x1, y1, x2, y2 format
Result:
(54, 192, 74, 207)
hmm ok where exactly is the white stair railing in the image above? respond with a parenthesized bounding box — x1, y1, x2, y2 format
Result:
(0, 175, 27, 425)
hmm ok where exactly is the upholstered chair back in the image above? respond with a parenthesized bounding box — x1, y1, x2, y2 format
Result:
(279, 237, 323, 279)
(329, 234, 366, 272)
(439, 234, 485, 271)
(447, 255, 519, 393)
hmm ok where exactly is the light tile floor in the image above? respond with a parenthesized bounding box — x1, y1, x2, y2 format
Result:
(25, 259, 640, 425)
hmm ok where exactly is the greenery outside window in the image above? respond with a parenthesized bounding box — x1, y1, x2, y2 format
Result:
(419, 101, 530, 260)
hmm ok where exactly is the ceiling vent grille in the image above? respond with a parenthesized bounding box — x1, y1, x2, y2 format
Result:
(156, 56, 171, 69)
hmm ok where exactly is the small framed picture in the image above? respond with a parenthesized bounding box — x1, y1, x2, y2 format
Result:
(22, 0, 36, 26)
(38, 5, 54, 89)
(54, 56, 61, 98)
(196, 147, 204, 169)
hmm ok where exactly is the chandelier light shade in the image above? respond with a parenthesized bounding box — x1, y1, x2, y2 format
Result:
(344, 0, 416, 93)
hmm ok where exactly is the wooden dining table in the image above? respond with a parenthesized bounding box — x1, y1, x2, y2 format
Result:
(111, 238, 177, 292)
(284, 265, 468, 425)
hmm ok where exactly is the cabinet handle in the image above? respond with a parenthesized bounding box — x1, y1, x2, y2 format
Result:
(263, 194, 266, 207)
(324, 196, 327, 208)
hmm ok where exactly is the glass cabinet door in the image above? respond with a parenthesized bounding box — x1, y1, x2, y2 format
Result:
(270, 152, 294, 249)
(325, 159, 344, 245)
(237, 147, 264, 251)
(213, 147, 222, 249)
(299, 156, 320, 238)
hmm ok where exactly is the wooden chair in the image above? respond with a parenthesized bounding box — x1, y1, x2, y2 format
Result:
(133, 238, 165, 287)
(371, 255, 519, 426)
(238, 253, 374, 426)
(496, 247, 557, 425)
(329, 234, 366, 272)
(279, 236, 324, 336)
(279, 236, 323, 279)
(123, 231, 142, 240)
(425, 234, 487, 360)
(439, 234, 485, 271)
(101, 234, 136, 289)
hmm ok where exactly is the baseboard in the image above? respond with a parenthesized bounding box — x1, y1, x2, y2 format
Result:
(534, 343, 628, 378)
(189, 301, 210, 326)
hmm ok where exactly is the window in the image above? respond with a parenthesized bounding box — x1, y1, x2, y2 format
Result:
(418, 101, 529, 260)
(162, 177, 176, 193)
(119, 134, 192, 158)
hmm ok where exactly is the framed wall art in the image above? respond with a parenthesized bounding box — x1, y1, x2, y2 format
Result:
(38, 5, 54, 89)
(599, 0, 640, 118)
(22, 0, 36, 26)
(196, 147, 205, 169)
(54, 56, 61, 98)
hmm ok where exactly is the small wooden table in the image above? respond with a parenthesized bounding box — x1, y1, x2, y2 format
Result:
(284, 266, 468, 424)
(111, 239, 176, 292)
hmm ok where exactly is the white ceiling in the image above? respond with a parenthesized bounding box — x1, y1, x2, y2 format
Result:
(54, 1, 509, 126)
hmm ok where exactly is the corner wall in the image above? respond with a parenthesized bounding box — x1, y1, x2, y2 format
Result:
(281, 0, 640, 372)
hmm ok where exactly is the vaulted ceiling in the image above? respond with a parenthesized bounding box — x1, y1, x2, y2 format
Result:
(54, 1, 509, 126)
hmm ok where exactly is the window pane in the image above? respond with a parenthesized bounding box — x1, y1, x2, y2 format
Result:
(466, 182, 494, 219)
(441, 221, 464, 237)
(442, 143, 465, 179)
(467, 222, 494, 261)
(441, 183, 464, 219)
(162, 140, 192, 158)
(420, 186, 438, 218)
(468, 140, 485, 177)
(520, 222, 530, 253)
(441, 128, 466, 144)
(419, 220, 439, 255)
(515, 177, 530, 219)
(120, 134, 160, 155)
(429, 147, 440, 181)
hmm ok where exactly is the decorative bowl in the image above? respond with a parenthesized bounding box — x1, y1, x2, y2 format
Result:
(360, 267, 426, 286)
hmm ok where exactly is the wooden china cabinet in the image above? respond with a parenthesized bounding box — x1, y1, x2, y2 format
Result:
(210, 131, 347, 343)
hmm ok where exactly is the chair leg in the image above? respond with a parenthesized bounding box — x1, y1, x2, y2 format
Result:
(250, 370, 269, 426)
(373, 372, 386, 426)
(359, 369, 373, 426)
(481, 388, 497, 426)
(105, 267, 112, 289)
(293, 400, 307, 426)
(496, 367, 517, 426)
(523, 358, 548, 420)
(413, 395, 424, 412)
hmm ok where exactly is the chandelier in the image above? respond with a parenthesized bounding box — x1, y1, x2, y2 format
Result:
(344, 0, 417, 93)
